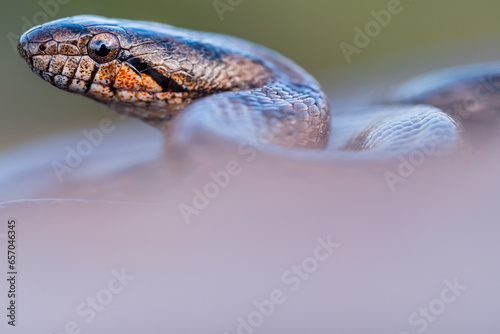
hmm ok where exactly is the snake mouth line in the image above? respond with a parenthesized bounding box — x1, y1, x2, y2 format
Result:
(32, 67, 191, 106)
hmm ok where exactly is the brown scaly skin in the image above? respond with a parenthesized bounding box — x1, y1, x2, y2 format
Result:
(17, 15, 330, 149)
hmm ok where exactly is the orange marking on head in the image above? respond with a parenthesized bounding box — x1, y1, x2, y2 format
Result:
(88, 84, 114, 100)
(68, 79, 87, 93)
(113, 64, 143, 91)
(74, 56, 95, 81)
(94, 60, 121, 86)
(141, 74, 163, 92)
(155, 92, 173, 101)
(117, 90, 138, 103)
(136, 91, 153, 102)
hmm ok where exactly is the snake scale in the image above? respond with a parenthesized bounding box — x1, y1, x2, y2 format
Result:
(16, 15, 500, 157)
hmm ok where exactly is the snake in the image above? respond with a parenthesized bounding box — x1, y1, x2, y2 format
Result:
(16, 15, 500, 158)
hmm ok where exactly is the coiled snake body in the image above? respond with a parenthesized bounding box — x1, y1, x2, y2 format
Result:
(17, 15, 500, 157)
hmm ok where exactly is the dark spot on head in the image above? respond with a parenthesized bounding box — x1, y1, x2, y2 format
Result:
(143, 68, 189, 93)
(83, 80, 92, 94)
(126, 57, 149, 73)
(88, 65, 100, 87)
(82, 66, 100, 94)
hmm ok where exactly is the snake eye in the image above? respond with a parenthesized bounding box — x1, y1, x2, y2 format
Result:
(88, 33, 120, 64)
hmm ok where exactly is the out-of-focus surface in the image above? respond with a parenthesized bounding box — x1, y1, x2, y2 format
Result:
(1, 1, 500, 333)
(1, 118, 500, 333)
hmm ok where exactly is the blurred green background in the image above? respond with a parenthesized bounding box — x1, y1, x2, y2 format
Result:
(2, 0, 500, 152)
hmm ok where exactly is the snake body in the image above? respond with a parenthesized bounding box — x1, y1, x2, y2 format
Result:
(17, 15, 500, 156)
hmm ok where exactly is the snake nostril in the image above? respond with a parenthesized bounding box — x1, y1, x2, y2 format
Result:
(39, 44, 46, 52)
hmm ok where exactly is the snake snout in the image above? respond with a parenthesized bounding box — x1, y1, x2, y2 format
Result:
(17, 27, 56, 77)
(17, 34, 31, 65)
(17, 26, 82, 88)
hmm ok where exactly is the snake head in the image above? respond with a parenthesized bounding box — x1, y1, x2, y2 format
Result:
(17, 15, 274, 124)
